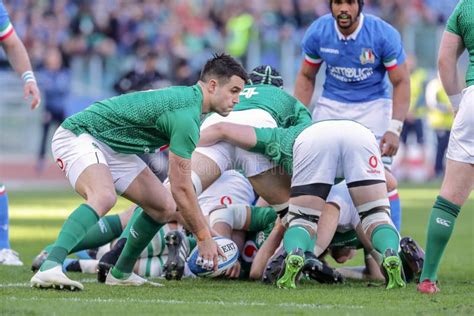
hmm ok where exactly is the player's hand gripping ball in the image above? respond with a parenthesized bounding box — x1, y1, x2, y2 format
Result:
(188, 237, 239, 277)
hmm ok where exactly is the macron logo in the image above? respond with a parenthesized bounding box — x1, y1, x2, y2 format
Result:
(436, 217, 451, 227)
(321, 47, 339, 54)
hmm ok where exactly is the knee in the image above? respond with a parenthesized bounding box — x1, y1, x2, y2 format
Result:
(88, 190, 117, 215)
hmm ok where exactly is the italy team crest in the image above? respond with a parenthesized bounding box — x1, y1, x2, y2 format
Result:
(360, 48, 375, 64)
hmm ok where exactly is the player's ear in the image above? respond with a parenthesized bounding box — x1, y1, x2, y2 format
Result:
(208, 78, 218, 94)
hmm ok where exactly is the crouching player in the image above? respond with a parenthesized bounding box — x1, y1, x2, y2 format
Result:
(198, 120, 405, 290)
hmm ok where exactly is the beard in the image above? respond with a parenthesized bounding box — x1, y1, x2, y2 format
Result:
(336, 13, 357, 29)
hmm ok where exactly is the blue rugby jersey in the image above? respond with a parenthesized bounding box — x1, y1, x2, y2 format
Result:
(0, 1, 13, 41)
(302, 14, 406, 103)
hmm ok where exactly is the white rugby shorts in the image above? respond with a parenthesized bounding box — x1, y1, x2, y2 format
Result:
(51, 126, 147, 194)
(196, 109, 277, 177)
(446, 86, 474, 164)
(199, 170, 256, 216)
(326, 181, 360, 233)
(292, 120, 386, 186)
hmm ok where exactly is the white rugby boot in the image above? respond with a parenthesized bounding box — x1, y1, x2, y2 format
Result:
(105, 271, 163, 287)
(0, 248, 23, 266)
(30, 265, 84, 291)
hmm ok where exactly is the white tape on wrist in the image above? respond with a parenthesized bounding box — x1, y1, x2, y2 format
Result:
(21, 70, 36, 83)
(448, 93, 462, 112)
(387, 119, 403, 137)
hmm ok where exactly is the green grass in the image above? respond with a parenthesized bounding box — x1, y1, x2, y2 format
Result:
(1, 187, 473, 315)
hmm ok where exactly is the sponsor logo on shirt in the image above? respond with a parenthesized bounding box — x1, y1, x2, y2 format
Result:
(367, 155, 381, 174)
(220, 195, 233, 205)
(321, 47, 339, 54)
(328, 65, 373, 82)
(360, 48, 375, 64)
(56, 158, 66, 171)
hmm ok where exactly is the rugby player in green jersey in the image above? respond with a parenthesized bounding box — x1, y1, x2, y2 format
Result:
(30, 53, 248, 290)
(191, 66, 313, 222)
(418, 0, 474, 294)
(198, 120, 405, 290)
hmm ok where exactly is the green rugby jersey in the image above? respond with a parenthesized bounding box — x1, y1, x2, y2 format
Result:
(446, 0, 474, 87)
(251, 123, 311, 175)
(62, 85, 203, 159)
(235, 84, 312, 127)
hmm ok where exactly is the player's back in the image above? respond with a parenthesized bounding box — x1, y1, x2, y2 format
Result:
(235, 84, 312, 128)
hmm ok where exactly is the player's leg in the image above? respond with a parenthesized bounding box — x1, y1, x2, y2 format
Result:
(418, 159, 473, 293)
(107, 166, 175, 286)
(0, 183, 23, 266)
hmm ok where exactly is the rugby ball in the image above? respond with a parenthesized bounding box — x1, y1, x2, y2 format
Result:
(187, 237, 239, 277)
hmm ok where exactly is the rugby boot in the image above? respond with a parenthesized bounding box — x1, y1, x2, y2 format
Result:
(262, 247, 286, 284)
(97, 238, 126, 283)
(303, 251, 344, 284)
(276, 248, 304, 289)
(417, 279, 440, 294)
(163, 230, 188, 280)
(30, 265, 83, 291)
(105, 271, 163, 287)
(399, 237, 424, 283)
(382, 248, 406, 289)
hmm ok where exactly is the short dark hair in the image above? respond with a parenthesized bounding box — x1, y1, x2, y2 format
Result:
(199, 53, 248, 83)
(248, 65, 284, 88)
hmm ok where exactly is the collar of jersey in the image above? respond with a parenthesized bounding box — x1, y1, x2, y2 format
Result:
(334, 13, 364, 41)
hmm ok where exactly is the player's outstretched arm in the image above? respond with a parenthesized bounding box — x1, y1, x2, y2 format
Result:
(198, 122, 257, 149)
(1, 31, 41, 110)
(168, 152, 224, 270)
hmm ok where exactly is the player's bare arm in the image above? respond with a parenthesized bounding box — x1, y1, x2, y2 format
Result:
(381, 62, 410, 156)
(198, 122, 257, 149)
(438, 31, 465, 110)
(294, 59, 320, 107)
(168, 152, 224, 270)
(1, 31, 41, 110)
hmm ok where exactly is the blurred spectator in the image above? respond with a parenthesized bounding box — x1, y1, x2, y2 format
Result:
(113, 52, 167, 94)
(172, 58, 198, 86)
(425, 76, 453, 179)
(398, 54, 429, 180)
(36, 47, 70, 173)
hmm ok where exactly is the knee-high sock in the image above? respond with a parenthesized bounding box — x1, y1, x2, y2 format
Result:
(41, 204, 99, 271)
(118, 207, 143, 240)
(0, 184, 10, 249)
(70, 214, 123, 253)
(283, 226, 315, 253)
(420, 196, 460, 282)
(112, 211, 164, 278)
(371, 224, 400, 255)
(388, 190, 402, 231)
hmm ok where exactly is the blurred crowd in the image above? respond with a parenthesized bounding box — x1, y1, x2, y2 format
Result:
(1, 0, 459, 85)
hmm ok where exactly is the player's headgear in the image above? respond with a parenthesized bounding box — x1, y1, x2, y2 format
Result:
(248, 65, 284, 88)
(329, 0, 364, 16)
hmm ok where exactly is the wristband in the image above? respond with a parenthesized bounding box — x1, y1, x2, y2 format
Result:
(387, 119, 403, 137)
(21, 71, 36, 83)
(448, 93, 462, 112)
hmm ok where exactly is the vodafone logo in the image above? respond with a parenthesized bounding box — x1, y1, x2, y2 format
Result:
(369, 156, 378, 168)
(56, 158, 65, 171)
(220, 195, 232, 205)
(241, 240, 257, 262)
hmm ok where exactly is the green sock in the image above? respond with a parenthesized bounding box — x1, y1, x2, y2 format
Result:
(70, 214, 123, 253)
(118, 207, 143, 240)
(111, 211, 164, 278)
(371, 224, 400, 255)
(420, 196, 460, 282)
(283, 226, 314, 253)
(41, 204, 99, 271)
(249, 206, 277, 233)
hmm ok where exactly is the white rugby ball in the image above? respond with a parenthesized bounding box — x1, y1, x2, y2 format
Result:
(187, 236, 239, 277)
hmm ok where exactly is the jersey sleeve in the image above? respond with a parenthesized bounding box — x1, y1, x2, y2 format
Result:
(157, 110, 199, 159)
(0, 1, 14, 41)
(252, 127, 282, 162)
(446, 1, 461, 36)
(381, 23, 406, 71)
(294, 101, 313, 125)
(301, 20, 323, 67)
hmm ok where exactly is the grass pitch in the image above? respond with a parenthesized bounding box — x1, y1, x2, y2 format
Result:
(1, 186, 473, 315)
